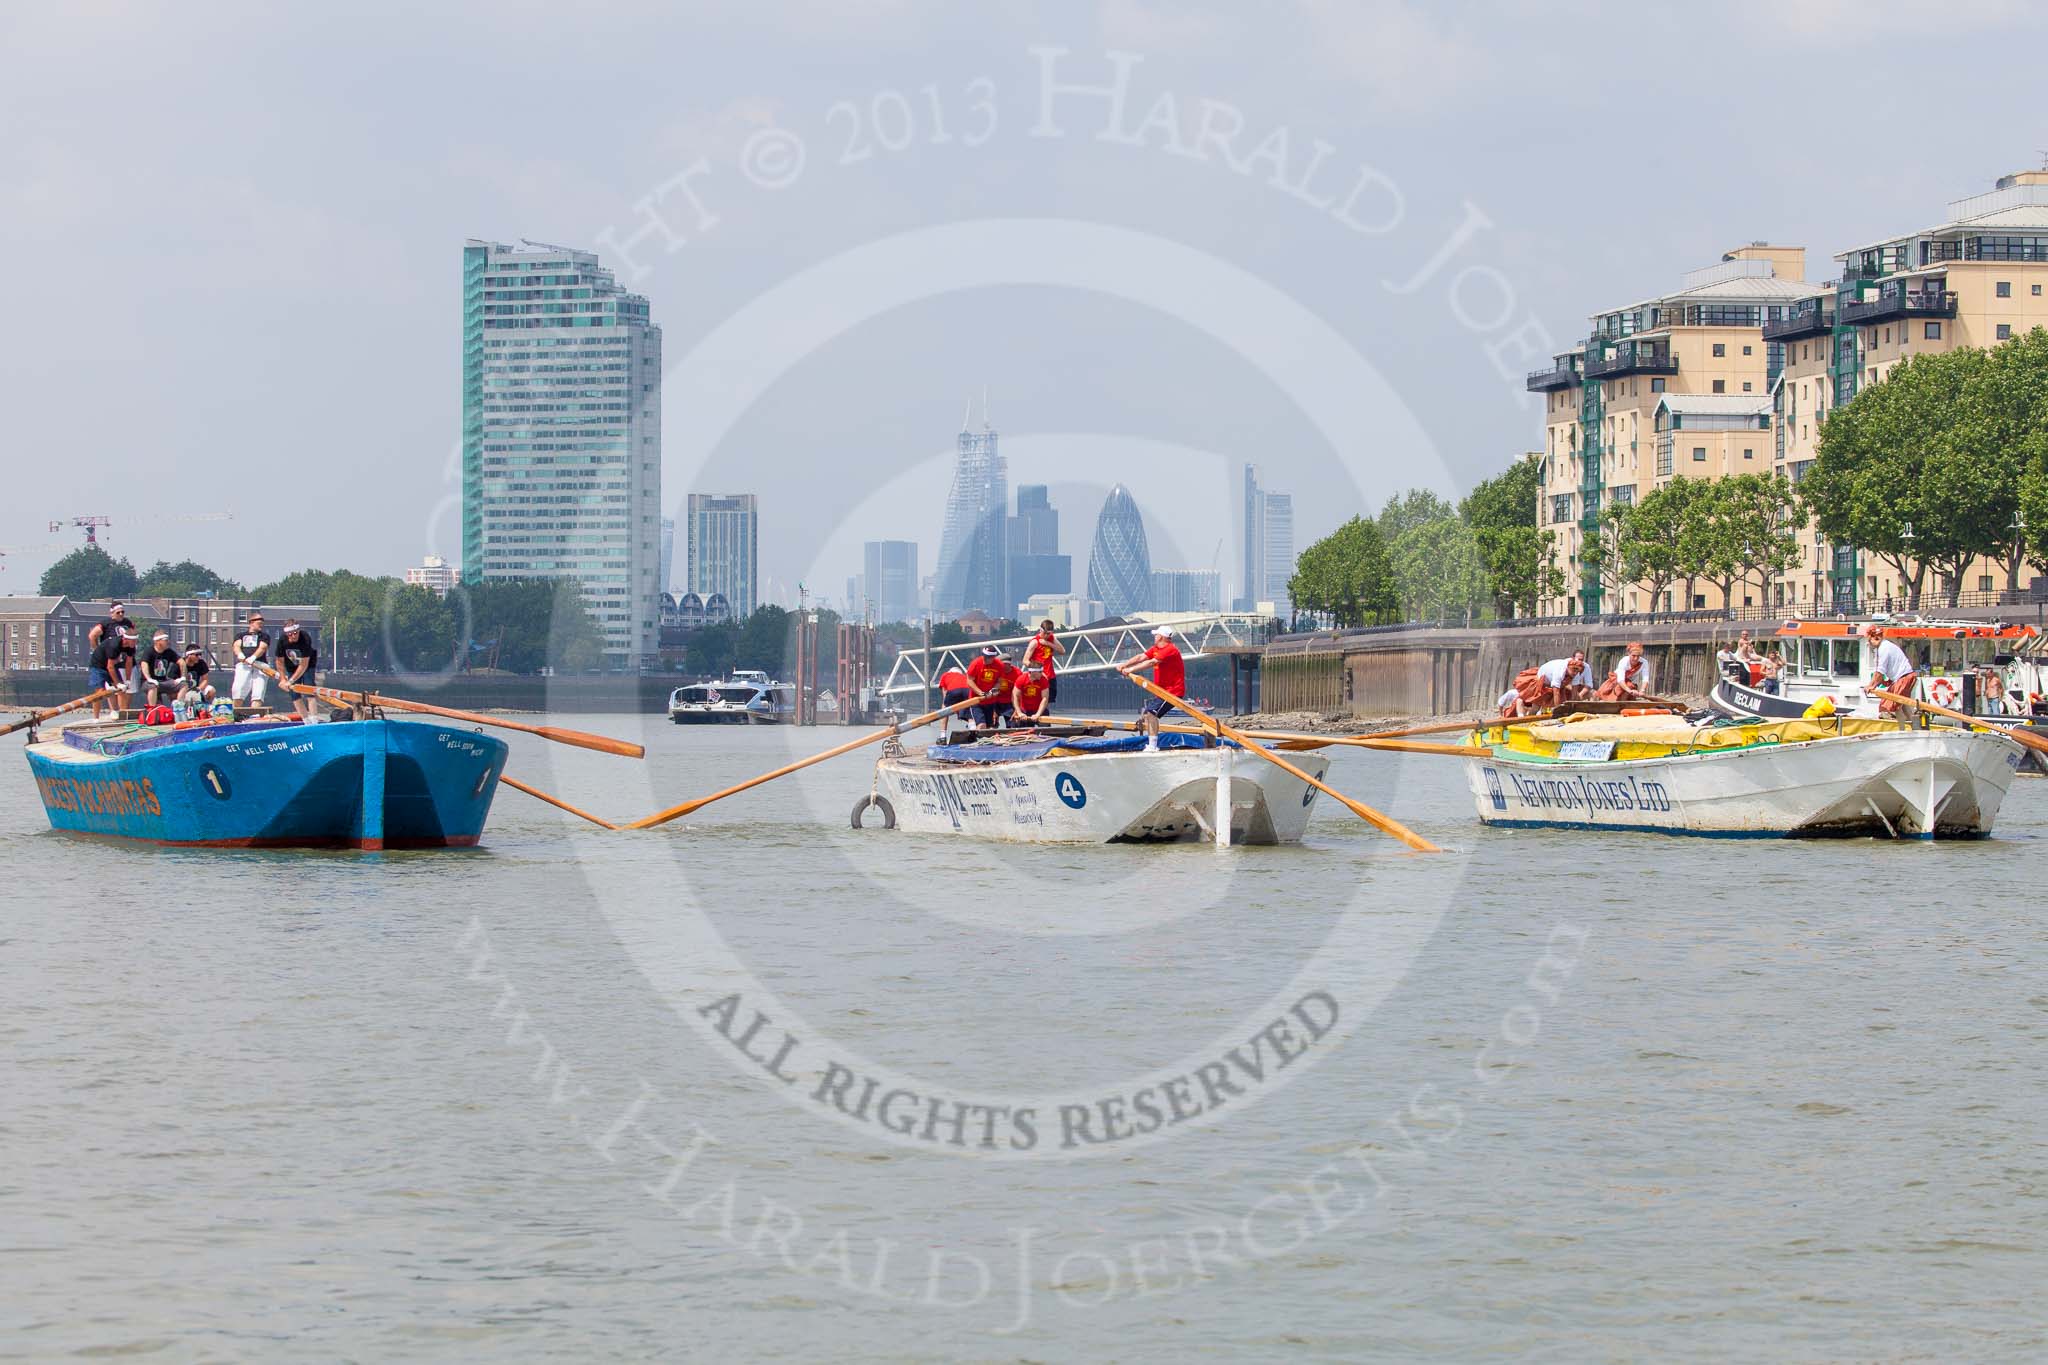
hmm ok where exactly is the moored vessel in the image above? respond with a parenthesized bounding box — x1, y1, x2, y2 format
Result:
(668, 670, 797, 725)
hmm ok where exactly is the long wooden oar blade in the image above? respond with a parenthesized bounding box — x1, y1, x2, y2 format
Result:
(0, 687, 116, 737)
(626, 694, 982, 831)
(1873, 689, 2048, 755)
(356, 691, 644, 759)
(499, 774, 620, 829)
(1345, 737, 1491, 757)
(257, 663, 645, 759)
(1123, 673, 1441, 853)
(1363, 711, 1558, 740)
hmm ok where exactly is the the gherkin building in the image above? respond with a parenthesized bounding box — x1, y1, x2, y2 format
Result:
(1086, 485, 1152, 616)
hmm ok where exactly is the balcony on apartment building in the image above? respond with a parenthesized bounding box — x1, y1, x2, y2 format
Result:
(1925, 236, 2048, 264)
(1762, 298, 1834, 341)
(1839, 281, 1957, 325)
(1583, 339, 1677, 379)
(1525, 357, 1580, 391)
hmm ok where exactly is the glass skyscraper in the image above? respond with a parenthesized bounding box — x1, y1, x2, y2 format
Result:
(462, 239, 662, 666)
(685, 493, 758, 620)
(933, 411, 1007, 619)
(1007, 484, 1071, 607)
(1087, 485, 1152, 617)
(862, 540, 920, 624)
(1240, 463, 1295, 617)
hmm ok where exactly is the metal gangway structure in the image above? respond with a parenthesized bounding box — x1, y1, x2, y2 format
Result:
(876, 614, 1269, 701)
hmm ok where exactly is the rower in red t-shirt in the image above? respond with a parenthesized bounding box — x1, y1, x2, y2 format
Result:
(964, 646, 1019, 729)
(1117, 625, 1188, 750)
(934, 666, 974, 739)
(1010, 667, 1053, 726)
(1024, 620, 1064, 706)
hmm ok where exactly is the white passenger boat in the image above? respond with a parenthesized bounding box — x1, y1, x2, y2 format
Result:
(1464, 712, 2024, 839)
(1709, 617, 2048, 774)
(668, 670, 797, 725)
(1711, 618, 2044, 717)
(862, 729, 1329, 844)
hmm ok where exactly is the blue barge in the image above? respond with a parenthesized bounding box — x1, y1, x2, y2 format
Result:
(25, 716, 509, 850)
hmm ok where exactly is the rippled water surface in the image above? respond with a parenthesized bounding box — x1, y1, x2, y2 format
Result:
(6, 715, 2048, 1360)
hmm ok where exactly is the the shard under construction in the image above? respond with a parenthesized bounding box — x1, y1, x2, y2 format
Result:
(932, 403, 1007, 619)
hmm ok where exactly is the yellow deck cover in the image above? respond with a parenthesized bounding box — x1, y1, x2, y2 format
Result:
(1489, 713, 1904, 761)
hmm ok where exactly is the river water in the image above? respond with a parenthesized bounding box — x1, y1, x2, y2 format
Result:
(6, 714, 2048, 1360)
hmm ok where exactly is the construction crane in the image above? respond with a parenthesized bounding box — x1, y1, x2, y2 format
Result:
(50, 515, 113, 545)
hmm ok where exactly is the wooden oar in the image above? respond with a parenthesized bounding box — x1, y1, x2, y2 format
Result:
(1872, 689, 2048, 757)
(1, 687, 117, 737)
(256, 663, 644, 759)
(625, 694, 983, 831)
(498, 774, 620, 830)
(1348, 711, 1556, 740)
(1122, 673, 1441, 853)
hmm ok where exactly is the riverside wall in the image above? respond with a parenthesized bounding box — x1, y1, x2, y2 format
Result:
(1260, 618, 1814, 719)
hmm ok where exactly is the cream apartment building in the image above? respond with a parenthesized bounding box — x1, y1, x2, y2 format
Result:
(1528, 245, 1823, 615)
(1770, 169, 2048, 611)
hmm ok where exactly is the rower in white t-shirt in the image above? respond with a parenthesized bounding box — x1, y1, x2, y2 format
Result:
(1865, 624, 1918, 715)
(1601, 641, 1653, 700)
(1536, 652, 1595, 698)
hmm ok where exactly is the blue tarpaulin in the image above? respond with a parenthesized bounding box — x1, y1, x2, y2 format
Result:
(925, 731, 1232, 764)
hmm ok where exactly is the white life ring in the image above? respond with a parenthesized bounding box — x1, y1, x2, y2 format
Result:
(1929, 677, 1959, 707)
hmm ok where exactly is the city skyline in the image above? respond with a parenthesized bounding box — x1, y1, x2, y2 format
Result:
(17, 11, 2047, 600)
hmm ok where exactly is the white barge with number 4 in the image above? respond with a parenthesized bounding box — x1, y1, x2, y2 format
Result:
(1464, 712, 2024, 839)
(858, 730, 1329, 844)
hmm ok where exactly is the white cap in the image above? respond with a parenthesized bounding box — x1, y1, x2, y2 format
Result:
(1152, 625, 1175, 639)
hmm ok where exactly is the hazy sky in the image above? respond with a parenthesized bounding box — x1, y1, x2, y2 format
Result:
(5, 1, 2046, 603)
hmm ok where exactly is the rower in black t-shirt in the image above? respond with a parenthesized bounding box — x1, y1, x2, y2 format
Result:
(87, 637, 124, 719)
(117, 629, 141, 714)
(88, 601, 131, 652)
(181, 644, 216, 702)
(142, 631, 184, 709)
(275, 620, 320, 718)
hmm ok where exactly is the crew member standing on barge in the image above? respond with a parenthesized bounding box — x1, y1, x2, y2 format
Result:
(1866, 624, 1919, 716)
(1024, 621, 1064, 706)
(1119, 625, 1187, 751)
(231, 612, 272, 709)
(276, 619, 320, 718)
